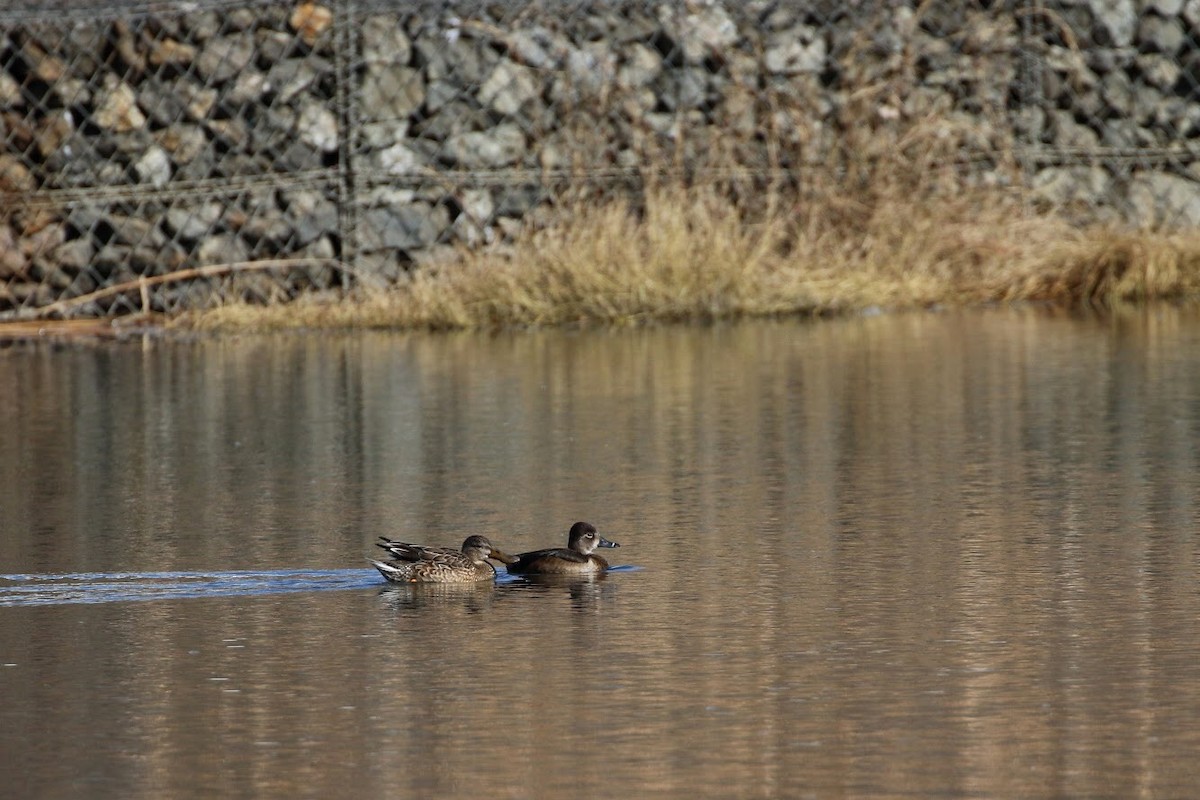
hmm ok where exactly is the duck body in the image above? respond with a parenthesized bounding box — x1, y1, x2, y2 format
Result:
(370, 535, 516, 584)
(507, 522, 620, 576)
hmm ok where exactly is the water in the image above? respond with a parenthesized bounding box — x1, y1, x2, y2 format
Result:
(2, 308, 1200, 798)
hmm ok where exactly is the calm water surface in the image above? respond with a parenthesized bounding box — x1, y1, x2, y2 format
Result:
(2, 308, 1200, 798)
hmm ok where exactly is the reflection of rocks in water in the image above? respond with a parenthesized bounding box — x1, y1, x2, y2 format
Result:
(503, 571, 616, 612)
(377, 581, 497, 614)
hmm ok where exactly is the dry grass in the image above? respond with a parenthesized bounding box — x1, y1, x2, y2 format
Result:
(178, 176, 1200, 334)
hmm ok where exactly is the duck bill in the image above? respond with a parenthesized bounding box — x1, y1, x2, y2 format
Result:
(489, 548, 520, 565)
(597, 537, 620, 549)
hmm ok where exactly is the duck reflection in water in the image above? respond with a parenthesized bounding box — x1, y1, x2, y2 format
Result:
(505, 521, 620, 576)
(369, 535, 517, 584)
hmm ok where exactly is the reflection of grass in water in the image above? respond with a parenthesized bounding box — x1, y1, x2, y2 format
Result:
(181, 176, 1200, 333)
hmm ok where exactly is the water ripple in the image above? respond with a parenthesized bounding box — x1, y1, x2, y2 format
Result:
(0, 569, 380, 606)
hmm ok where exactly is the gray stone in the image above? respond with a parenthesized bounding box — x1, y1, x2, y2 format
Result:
(297, 102, 338, 153)
(1101, 69, 1136, 115)
(445, 124, 526, 168)
(198, 234, 249, 266)
(165, 203, 224, 241)
(1100, 118, 1150, 147)
(1187, 0, 1200, 26)
(765, 28, 827, 74)
(256, 30, 294, 63)
(1149, 0, 1185, 14)
(228, 68, 268, 104)
(134, 146, 172, 187)
(661, 3, 739, 64)
(1137, 15, 1185, 53)
(94, 77, 145, 132)
(284, 189, 339, 245)
(155, 124, 207, 164)
(1031, 166, 1111, 208)
(266, 58, 330, 103)
(361, 65, 425, 122)
(196, 33, 256, 84)
(109, 214, 167, 248)
(415, 34, 498, 86)
(360, 202, 450, 251)
(1050, 111, 1099, 148)
(51, 238, 94, 271)
(54, 77, 90, 108)
(507, 27, 568, 69)
(657, 68, 710, 111)
(563, 44, 617, 100)
(617, 43, 663, 89)
(363, 15, 412, 65)
(137, 79, 190, 127)
(479, 60, 540, 115)
(375, 143, 426, 175)
(1135, 54, 1181, 89)
(1127, 171, 1200, 228)
(1084, 0, 1136, 47)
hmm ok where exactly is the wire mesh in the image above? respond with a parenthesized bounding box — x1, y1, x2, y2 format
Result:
(0, 0, 1198, 319)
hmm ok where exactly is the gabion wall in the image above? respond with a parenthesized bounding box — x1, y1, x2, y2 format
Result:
(2, 0, 1200, 319)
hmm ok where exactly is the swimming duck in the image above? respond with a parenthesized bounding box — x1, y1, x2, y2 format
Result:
(369, 535, 517, 584)
(506, 521, 620, 575)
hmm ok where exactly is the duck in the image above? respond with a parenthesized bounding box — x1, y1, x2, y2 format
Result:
(369, 535, 517, 584)
(506, 521, 620, 576)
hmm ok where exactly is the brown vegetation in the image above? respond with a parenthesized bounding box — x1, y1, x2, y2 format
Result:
(177, 176, 1200, 334)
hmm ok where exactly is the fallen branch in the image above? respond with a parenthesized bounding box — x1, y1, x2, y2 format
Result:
(35, 258, 359, 319)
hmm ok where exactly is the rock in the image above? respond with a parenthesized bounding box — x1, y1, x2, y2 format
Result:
(1135, 54, 1181, 89)
(283, 189, 338, 245)
(291, 3, 334, 48)
(445, 124, 526, 167)
(108, 214, 167, 248)
(0, 224, 28, 278)
(563, 44, 617, 101)
(765, 28, 827, 74)
(51, 238, 94, 271)
(1084, 0, 1137, 47)
(165, 202, 224, 241)
(661, 3, 739, 64)
(507, 27, 568, 69)
(133, 146, 172, 187)
(375, 143, 426, 175)
(196, 33, 256, 84)
(137, 79, 190, 126)
(147, 37, 196, 68)
(617, 43, 663, 89)
(297, 102, 338, 152)
(94, 77, 145, 132)
(0, 70, 22, 107)
(228, 68, 268, 104)
(361, 65, 425, 122)
(479, 60, 540, 115)
(1187, 0, 1200, 26)
(1050, 110, 1099, 148)
(198, 234, 249, 265)
(0, 154, 35, 193)
(1101, 70, 1136, 116)
(360, 201, 450, 251)
(1127, 171, 1200, 228)
(363, 15, 411, 65)
(155, 124, 207, 164)
(1149, 0, 1184, 13)
(1137, 14, 1185, 53)
(35, 111, 74, 159)
(182, 10, 222, 42)
(266, 58, 327, 103)
(1031, 166, 1111, 208)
